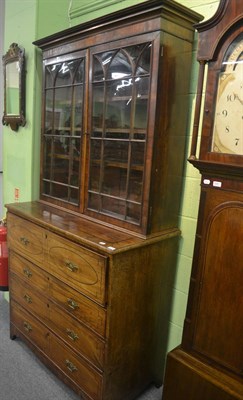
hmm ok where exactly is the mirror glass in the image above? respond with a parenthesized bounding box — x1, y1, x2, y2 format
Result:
(6, 61, 20, 115)
(2, 43, 25, 131)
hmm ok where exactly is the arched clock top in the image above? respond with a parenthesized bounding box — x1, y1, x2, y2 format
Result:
(189, 0, 243, 167)
(195, 0, 243, 62)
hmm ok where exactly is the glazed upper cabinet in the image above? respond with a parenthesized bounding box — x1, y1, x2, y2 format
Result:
(35, 0, 202, 236)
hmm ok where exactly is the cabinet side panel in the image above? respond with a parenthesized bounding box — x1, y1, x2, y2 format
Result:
(103, 237, 179, 400)
(150, 32, 194, 233)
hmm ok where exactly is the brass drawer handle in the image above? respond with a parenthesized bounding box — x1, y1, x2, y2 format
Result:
(24, 294, 32, 304)
(20, 237, 30, 246)
(23, 321, 32, 332)
(67, 298, 79, 310)
(66, 328, 79, 342)
(65, 359, 78, 373)
(65, 261, 78, 273)
(23, 268, 32, 278)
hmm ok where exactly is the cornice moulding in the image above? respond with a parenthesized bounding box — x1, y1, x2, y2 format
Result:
(70, 0, 126, 20)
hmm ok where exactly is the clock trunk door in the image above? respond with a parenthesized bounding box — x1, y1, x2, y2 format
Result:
(193, 202, 243, 375)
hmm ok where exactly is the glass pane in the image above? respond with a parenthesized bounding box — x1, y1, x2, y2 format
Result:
(134, 77, 149, 131)
(131, 141, 145, 168)
(52, 183, 68, 200)
(104, 140, 128, 165)
(101, 196, 126, 219)
(92, 83, 104, 136)
(55, 62, 72, 86)
(102, 141, 128, 196)
(136, 44, 151, 76)
(45, 65, 57, 88)
(43, 181, 50, 196)
(107, 50, 132, 80)
(73, 85, 83, 134)
(54, 87, 72, 134)
(53, 138, 69, 184)
(126, 44, 146, 62)
(127, 141, 145, 202)
(93, 56, 105, 81)
(72, 59, 84, 83)
(45, 89, 54, 134)
(70, 188, 79, 205)
(89, 139, 102, 192)
(70, 138, 80, 187)
(88, 192, 100, 211)
(106, 80, 132, 130)
(128, 170, 143, 202)
(126, 202, 141, 223)
(43, 137, 52, 180)
(135, 75, 150, 97)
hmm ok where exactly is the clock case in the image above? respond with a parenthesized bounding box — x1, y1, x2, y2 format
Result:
(190, 0, 243, 176)
(163, 1, 243, 399)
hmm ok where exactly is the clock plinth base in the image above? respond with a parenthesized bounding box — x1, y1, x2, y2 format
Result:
(163, 348, 243, 400)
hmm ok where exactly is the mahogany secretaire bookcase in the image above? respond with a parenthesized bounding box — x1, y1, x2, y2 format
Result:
(5, 1, 202, 399)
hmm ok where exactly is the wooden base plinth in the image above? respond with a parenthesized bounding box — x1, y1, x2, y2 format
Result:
(163, 348, 243, 400)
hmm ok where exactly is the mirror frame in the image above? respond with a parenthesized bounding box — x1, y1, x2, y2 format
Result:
(2, 43, 26, 131)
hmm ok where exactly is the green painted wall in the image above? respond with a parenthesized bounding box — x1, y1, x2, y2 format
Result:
(3, 0, 38, 208)
(3, 0, 220, 357)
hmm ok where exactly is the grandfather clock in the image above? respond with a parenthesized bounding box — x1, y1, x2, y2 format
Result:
(163, 1, 243, 399)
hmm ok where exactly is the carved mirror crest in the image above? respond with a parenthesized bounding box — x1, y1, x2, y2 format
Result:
(2, 43, 26, 131)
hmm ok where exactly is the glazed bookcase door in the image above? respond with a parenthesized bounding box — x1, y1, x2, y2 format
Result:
(85, 36, 159, 233)
(40, 50, 87, 210)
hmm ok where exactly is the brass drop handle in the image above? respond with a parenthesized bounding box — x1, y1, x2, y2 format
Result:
(24, 294, 32, 304)
(23, 268, 32, 278)
(65, 261, 78, 273)
(23, 321, 32, 332)
(67, 298, 79, 310)
(66, 328, 79, 341)
(65, 359, 78, 373)
(20, 237, 30, 246)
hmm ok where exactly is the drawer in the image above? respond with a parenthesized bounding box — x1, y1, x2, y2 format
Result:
(46, 232, 107, 305)
(11, 301, 49, 353)
(50, 277, 106, 337)
(7, 213, 45, 267)
(49, 302, 105, 371)
(10, 274, 49, 322)
(50, 334, 103, 400)
(10, 252, 49, 291)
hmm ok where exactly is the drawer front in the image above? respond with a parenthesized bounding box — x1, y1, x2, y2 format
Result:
(49, 302, 105, 370)
(10, 252, 49, 291)
(11, 301, 49, 352)
(50, 334, 103, 400)
(46, 232, 107, 305)
(7, 213, 45, 267)
(10, 274, 49, 322)
(50, 277, 106, 337)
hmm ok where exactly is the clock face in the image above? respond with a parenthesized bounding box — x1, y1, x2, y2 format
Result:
(211, 34, 243, 155)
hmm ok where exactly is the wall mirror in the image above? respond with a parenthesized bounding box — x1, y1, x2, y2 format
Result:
(2, 43, 26, 131)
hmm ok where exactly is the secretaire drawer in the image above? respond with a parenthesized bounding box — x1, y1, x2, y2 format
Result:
(10, 274, 49, 322)
(9, 252, 49, 291)
(49, 334, 103, 400)
(50, 277, 106, 337)
(7, 213, 45, 267)
(49, 302, 105, 370)
(11, 301, 49, 353)
(46, 232, 108, 305)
